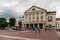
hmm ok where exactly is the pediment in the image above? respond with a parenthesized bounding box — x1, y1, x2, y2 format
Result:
(24, 6, 46, 14)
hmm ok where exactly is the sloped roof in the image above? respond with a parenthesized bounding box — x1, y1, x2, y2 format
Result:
(24, 5, 47, 13)
(47, 11, 56, 13)
(47, 11, 56, 15)
(56, 18, 60, 20)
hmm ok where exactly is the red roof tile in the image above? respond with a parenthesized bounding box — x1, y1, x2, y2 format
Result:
(56, 18, 60, 20)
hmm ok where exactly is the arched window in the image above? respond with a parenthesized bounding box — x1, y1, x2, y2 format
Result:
(32, 8, 35, 11)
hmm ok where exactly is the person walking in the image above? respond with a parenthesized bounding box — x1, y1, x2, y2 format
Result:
(37, 27, 40, 33)
(32, 27, 35, 33)
(35, 27, 37, 33)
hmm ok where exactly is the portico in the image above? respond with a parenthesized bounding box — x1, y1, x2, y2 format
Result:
(23, 23, 44, 30)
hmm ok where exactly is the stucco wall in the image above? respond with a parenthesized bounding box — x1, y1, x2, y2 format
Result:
(46, 13, 56, 27)
(56, 20, 60, 29)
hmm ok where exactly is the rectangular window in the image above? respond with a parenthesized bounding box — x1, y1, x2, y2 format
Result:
(41, 16, 43, 22)
(33, 13, 35, 16)
(33, 17, 35, 19)
(37, 19, 39, 22)
(37, 17, 39, 19)
(29, 17, 31, 20)
(41, 12, 43, 15)
(36, 17, 39, 22)
(29, 14, 31, 16)
(37, 13, 39, 15)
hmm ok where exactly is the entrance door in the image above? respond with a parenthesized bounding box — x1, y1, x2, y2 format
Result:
(39, 24, 43, 29)
(26, 24, 29, 30)
(35, 24, 38, 28)
(30, 24, 33, 29)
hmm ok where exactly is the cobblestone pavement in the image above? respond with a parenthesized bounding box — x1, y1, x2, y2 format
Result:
(0, 30, 59, 40)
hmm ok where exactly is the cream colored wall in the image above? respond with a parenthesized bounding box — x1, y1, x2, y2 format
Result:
(23, 10, 46, 24)
(22, 12, 56, 26)
(23, 6, 46, 24)
(46, 13, 56, 27)
(56, 20, 60, 29)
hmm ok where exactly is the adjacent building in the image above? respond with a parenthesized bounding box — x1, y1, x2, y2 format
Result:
(56, 18, 60, 29)
(21, 6, 56, 30)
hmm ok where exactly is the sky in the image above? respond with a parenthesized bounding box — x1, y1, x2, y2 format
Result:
(0, 0, 60, 19)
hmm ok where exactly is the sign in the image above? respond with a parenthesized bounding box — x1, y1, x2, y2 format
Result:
(48, 16, 52, 22)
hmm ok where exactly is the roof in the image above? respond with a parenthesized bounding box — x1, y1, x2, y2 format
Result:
(47, 11, 56, 15)
(56, 18, 60, 20)
(24, 5, 47, 14)
(47, 11, 56, 13)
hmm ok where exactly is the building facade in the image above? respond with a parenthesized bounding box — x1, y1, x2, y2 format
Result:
(22, 6, 56, 30)
(56, 18, 60, 29)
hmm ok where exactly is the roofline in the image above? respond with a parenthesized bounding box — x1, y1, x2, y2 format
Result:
(47, 11, 56, 13)
(56, 18, 60, 20)
(24, 5, 47, 14)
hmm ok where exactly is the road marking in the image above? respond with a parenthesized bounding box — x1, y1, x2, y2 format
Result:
(0, 35, 42, 40)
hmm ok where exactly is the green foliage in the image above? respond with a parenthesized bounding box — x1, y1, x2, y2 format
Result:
(9, 17, 16, 26)
(0, 17, 7, 29)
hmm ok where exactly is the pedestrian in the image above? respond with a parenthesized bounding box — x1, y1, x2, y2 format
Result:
(35, 27, 37, 33)
(38, 28, 40, 33)
(37, 27, 40, 33)
(33, 27, 35, 33)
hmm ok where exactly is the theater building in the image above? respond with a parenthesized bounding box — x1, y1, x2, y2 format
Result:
(21, 6, 56, 30)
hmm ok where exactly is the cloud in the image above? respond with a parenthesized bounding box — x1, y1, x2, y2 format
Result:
(0, 0, 59, 19)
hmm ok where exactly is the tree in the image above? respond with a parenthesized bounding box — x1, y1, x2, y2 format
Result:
(0, 17, 7, 29)
(9, 17, 16, 26)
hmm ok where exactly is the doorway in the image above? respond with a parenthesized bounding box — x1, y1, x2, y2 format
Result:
(39, 24, 43, 29)
(30, 24, 33, 29)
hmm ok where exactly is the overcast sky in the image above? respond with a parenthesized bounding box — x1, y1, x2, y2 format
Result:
(0, 0, 60, 19)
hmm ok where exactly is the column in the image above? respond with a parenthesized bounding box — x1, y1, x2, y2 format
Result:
(25, 24, 26, 30)
(43, 23, 44, 30)
(22, 24, 24, 30)
(29, 24, 30, 29)
(38, 24, 39, 29)
(33, 24, 35, 29)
